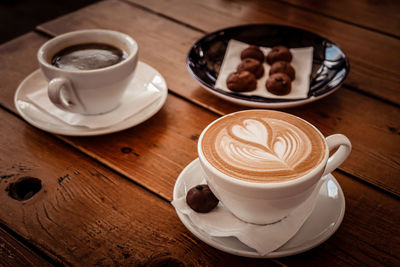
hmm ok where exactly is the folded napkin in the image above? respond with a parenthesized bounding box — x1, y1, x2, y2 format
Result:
(215, 39, 313, 99)
(27, 77, 161, 129)
(172, 177, 323, 256)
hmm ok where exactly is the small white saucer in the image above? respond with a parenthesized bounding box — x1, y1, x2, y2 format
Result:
(173, 158, 345, 258)
(14, 61, 168, 136)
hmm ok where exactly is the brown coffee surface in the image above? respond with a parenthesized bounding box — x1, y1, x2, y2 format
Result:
(51, 43, 126, 71)
(201, 110, 326, 183)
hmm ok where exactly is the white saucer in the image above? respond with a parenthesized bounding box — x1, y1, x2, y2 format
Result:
(14, 61, 168, 136)
(173, 158, 345, 258)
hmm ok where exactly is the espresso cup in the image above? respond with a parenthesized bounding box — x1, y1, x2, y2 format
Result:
(38, 29, 138, 115)
(198, 110, 351, 224)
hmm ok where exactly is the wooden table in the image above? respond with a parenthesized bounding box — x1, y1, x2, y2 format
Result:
(1, 0, 399, 266)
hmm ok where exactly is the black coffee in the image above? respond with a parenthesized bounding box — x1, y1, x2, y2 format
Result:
(51, 43, 126, 71)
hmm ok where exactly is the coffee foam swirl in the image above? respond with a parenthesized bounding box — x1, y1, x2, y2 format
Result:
(201, 111, 326, 182)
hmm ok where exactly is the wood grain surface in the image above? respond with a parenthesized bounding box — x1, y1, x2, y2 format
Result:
(278, 0, 400, 37)
(0, 109, 277, 266)
(0, 99, 399, 266)
(123, 0, 400, 105)
(0, 0, 399, 265)
(19, 0, 400, 195)
(59, 94, 213, 201)
(0, 227, 53, 267)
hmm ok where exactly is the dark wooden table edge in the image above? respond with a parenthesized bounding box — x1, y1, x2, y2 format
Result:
(0, 222, 55, 266)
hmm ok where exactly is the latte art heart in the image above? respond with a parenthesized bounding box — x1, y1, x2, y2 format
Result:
(201, 111, 326, 182)
(226, 118, 312, 171)
(230, 119, 273, 153)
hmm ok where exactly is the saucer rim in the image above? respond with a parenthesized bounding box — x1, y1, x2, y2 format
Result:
(193, 82, 342, 109)
(173, 158, 345, 258)
(14, 61, 168, 136)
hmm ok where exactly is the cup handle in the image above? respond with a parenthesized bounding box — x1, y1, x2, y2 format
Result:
(48, 77, 85, 113)
(322, 134, 352, 176)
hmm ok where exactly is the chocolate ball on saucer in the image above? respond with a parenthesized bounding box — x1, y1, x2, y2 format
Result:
(240, 45, 265, 63)
(266, 46, 292, 65)
(269, 61, 296, 80)
(226, 71, 257, 92)
(266, 73, 292, 95)
(237, 58, 265, 79)
(186, 184, 219, 213)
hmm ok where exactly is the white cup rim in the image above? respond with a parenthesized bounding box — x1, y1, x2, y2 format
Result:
(37, 29, 138, 74)
(198, 109, 329, 189)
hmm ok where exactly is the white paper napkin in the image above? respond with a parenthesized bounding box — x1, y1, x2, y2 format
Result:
(27, 80, 162, 129)
(172, 177, 323, 256)
(215, 39, 313, 99)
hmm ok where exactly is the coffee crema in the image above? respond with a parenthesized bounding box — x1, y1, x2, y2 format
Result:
(51, 43, 126, 71)
(200, 110, 326, 183)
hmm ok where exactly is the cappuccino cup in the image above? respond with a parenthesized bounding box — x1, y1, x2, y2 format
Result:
(198, 110, 351, 224)
(38, 29, 138, 115)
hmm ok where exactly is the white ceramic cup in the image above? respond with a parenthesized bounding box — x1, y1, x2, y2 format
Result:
(37, 29, 138, 115)
(198, 111, 351, 224)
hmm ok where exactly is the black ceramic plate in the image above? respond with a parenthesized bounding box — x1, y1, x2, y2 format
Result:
(186, 24, 349, 108)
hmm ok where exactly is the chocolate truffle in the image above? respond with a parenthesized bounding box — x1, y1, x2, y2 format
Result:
(266, 46, 292, 65)
(237, 58, 264, 79)
(240, 45, 265, 63)
(186, 184, 219, 213)
(226, 71, 257, 92)
(269, 61, 296, 80)
(266, 73, 292, 95)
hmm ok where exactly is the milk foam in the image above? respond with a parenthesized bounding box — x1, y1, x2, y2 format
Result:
(220, 118, 311, 171)
(201, 111, 325, 182)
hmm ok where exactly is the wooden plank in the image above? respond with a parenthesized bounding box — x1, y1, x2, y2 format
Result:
(278, 0, 400, 37)
(0, 108, 398, 266)
(10, 2, 398, 194)
(122, 0, 400, 105)
(0, 227, 53, 267)
(0, 108, 276, 266)
(61, 95, 213, 201)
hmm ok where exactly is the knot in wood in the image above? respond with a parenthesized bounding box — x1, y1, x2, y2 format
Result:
(6, 177, 42, 201)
